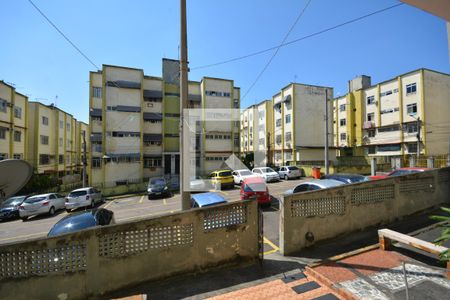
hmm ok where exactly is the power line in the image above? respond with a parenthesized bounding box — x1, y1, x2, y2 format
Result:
(243, 0, 312, 100)
(27, 0, 100, 70)
(191, 3, 404, 71)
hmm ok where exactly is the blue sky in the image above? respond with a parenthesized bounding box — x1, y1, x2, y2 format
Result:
(1, 0, 449, 123)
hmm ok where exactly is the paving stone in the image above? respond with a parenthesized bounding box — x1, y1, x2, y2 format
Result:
(281, 272, 306, 283)
(291, 281, 320, 294)
(311, 294, 340, 300)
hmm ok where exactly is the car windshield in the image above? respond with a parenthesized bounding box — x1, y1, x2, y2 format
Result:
(48, 213, 96, 237)
(349, 176, 369, 183)
(69, 191, 87, 197)
(288, 166, 299, 171)
(219, 171, 232, 177)
(262, 168, 274, 173)
(24, 196, 46, 203)
(150, 178, 166, 186)
(239, 170, 252, 176)
(2, 196, 26, 207)
(244, 183, 266, 192)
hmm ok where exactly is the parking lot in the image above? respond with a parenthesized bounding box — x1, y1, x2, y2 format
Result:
(0, 178, 309, 249)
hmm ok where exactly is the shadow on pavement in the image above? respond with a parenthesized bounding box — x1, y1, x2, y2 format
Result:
(105, 259, 305, 300)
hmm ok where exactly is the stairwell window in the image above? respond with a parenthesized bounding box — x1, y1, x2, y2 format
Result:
(93, 87, 102, 98)
(340, 133, 346, 141)
(367, 96, 375, 105)
(14, 130, 21, 142)
(340, 119, 346, 126)
(0, 99, 7, 113)
(406, 103, 417, 115)
(367, 113, 375, 122)
(40, 135, 49, 145)
(0, 127, 6, 139)
(406, 83, 417, 95)
(42, 116, 48, 125)
(14, 106, 22, 119)
(339, 104, 346, 112)
(285, 114, 291, 124)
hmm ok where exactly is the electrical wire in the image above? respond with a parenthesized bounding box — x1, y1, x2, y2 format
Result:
(243, 0, 312, 100)
(191, 3, 405, 71)
(27, 0, 100, 70)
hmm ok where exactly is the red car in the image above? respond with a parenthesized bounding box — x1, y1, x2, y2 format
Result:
(240, 177, 270, 205)
(369, 167, 432, 180)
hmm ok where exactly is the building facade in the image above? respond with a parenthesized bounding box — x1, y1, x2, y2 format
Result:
(334, 69, 450, 157)
(88, 60, 240, 187)
(272, 83, 334, 166)
(0, 81, 28, 162)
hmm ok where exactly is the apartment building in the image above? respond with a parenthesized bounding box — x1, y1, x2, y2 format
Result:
(88, 59, 240, 187)
(0, 81, 28, 162)
(74, 121, 89, 174)
(240, 100, 273, 166)
(272, 83, 334, 166)
(333, 69, 450, 157)
(27, 102, 81, 175)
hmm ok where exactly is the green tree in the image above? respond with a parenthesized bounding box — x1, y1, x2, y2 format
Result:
(430, 207, 450, 261)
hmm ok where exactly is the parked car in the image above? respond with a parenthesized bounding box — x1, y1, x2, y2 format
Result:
(65, 187, 102, 212)
(209, 170, 235, 190)
(19, 193, 65, 220)
(0, 195, 29, 221)
(278, 166, 301, 180)
(240, 177, 270, 206)
(48, 208, 115, 237)
(191, 192, 227, 208)
(285, 179, 345, 195)
(252, 167, 280, 182)
(321, 173, 369, 184)
(232, 169, 259, 185)
(369, 167, 431, 180)
(147, 178, 172, 199)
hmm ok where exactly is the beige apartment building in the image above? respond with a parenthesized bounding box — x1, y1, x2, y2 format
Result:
(240, 100, 273, 166)
(333, 69, 450, 157)
(272, 83, 335, 166)
(88, 59, 240, 187)
(27, 102, 85, 176)
(0, 81, 28, 162)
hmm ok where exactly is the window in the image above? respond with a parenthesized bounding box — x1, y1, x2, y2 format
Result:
(406, 83, 417, 95)
(42, 116, 48, 125)
(233, 99, 239, 108)
(144, 158, 162, 168)
(368, 146, 376, 154)
(13, 154, 22, 159)
(234, 137, 240, 147)
(205, 90, 231, 97)
(378, 125, 400, 132)
(368, 130, 376, 138)
(339, 104, 346, 112)
(340, 119, 346, 126)
(275, 135, 282, 145)
(285, 132, 292, 142)
(259, 110, 265, 119)
(14, 106, 22, 118)
(59, 155, 64, 164)
(0, 153, 7, 160)
(276, 118, 282, 127)
(367, 96, 375, 105)
(112, 131, 140, 137)
(59, 138, 63, 147)
(285, 114, 291, 124)
(0, 99, 7, 113)
(40, 135, 49, 145)
(14, 130, 21, 142)
(367, 113, 374, 122)
(39, 154, 50, 165)
(406, 103, 417, 115)
(92, 157, 101, 168)
(407, 143, 417, 153)
(340, 133, 346, 141)
(60, 120, 64, 129)
(67, 123, 71, 131)
(405, 123, 417, 133)
(93, 87, 102, 98)
(377, 144, 401, 152)
(0, 127, 6, 139)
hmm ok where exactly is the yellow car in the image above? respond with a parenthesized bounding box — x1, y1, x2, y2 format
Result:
(210, 170, 234, 190)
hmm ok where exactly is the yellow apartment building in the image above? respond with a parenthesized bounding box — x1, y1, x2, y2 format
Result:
(0, 81, 28, 162)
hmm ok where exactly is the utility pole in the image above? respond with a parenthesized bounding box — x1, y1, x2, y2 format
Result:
(267, 131, 271, 166)
(324, 89, 329, 175)
(416, 117, 421, 160)
(82, 130, 87, 187)
(180, 0, 190, 210)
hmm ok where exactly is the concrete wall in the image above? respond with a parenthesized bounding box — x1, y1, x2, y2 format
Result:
(280, 167, 450, 255)
(0, 200, 259, 300)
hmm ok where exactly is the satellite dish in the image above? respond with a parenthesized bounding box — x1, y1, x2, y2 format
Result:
(0, 159, 33, 200)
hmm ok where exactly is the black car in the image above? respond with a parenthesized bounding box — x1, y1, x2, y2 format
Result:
(47, 208, 114, 237)
(147, 177, 172, 199)
(321, 173, 369, 184)
(0, 195, 29, 221)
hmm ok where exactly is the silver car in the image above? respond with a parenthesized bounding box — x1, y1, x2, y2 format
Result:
(278, 166, 301, 180)
(65, 187, 102, 212)
(19, 193, 66, 221)
(285, 179, 345, 195)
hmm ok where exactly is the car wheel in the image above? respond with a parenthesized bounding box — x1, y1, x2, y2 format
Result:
(148, 195, 152, 200)
(284, 175, 288, 180)
(66, 209, 71, 213)
(21, 217, 28, 221)
(49, 206, 55, 216)
(91, 200, 95, 208)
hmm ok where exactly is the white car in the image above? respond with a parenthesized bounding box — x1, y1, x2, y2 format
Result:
(285, 179, 345, 195)
(19, 193, 65, 220)
(252, 167, 280, 182)
(65, 187, 102, 212)
(232, 169, 260, 185)
(278, 166, 301, 180)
